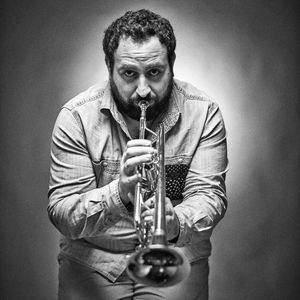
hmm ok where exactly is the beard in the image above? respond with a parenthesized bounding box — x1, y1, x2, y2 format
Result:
(110, 77, 174, 121)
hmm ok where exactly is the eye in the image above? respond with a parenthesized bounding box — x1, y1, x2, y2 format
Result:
(148, 69, 161, 77)
(123, 70, 136, 78)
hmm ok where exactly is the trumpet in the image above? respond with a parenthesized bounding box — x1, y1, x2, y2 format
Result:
(126, 101, 190, 287)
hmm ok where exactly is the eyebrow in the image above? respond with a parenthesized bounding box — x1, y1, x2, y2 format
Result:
(145, 63, 166, 69)
(117, 64, 137, 70)
(118, 62, 166, 70)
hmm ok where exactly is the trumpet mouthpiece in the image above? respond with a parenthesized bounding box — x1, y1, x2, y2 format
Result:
(138, 100, 150, 109)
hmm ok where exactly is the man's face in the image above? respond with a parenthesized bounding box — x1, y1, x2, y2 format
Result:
(109, 36, 174, 121)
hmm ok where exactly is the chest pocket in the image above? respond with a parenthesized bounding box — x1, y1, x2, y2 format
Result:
(166, 164, 189, 201)
(92, 159, 120, 188)
(92, 160, 189, 201)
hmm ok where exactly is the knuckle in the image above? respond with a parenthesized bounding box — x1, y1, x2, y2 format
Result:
(127, 140, 133, 147)
(128, 174, 138, 184)
(123, 161, 132, 174)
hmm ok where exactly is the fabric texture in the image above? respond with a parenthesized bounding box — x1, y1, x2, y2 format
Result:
(48, 78, 228, 283)
(58, 255, 209, 300)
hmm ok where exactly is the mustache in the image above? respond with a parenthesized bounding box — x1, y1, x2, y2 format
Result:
(137, 95, 150, 101)
(130, 94, 155, 105)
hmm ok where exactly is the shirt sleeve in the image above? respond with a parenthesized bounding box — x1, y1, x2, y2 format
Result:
(174, 101, 228, 246)
(47, 107, 127, 239)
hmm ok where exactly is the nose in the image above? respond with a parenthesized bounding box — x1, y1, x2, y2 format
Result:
(136, 76, 151, 98)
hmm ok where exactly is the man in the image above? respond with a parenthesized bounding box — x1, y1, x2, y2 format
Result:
(48, 9, 228, 300)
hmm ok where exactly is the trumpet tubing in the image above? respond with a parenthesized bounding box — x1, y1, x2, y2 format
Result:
(126, 101, 190, 287)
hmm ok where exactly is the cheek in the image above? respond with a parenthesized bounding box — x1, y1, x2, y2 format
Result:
(120, 85, 136, 98)
(113, 74, 135, 98)
(153, 75, 172, 96)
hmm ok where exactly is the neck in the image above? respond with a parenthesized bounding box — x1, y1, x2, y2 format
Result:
(123, 112, 154, 139)
(123, 113, 141, 139)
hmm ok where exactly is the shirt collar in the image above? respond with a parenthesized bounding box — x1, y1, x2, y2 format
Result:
(99, 80, 182, 140)
(158, 81, 181, 137)
(100, 82, 131, 137)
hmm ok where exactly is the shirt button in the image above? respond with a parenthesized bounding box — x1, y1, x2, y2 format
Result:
(178, 158, 183, 164)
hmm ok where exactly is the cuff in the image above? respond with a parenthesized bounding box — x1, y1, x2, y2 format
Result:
(109, 179, 129, 216)
(172, 208, 193, 247)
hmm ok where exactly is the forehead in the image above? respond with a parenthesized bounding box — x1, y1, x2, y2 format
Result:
(114, 36, 168, 66)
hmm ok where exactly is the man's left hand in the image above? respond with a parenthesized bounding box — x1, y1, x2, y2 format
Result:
(141, 197, 180, 241)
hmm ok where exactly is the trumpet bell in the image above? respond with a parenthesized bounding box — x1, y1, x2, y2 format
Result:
(127, 245, 191, 287)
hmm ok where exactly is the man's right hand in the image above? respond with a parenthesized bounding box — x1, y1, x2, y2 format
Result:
(118, 139, 156, 205)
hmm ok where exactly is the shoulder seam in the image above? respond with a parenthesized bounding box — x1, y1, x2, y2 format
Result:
(63, 88, 105, 111)
(59, 107, 85, 140)
(174, 82, 214, 102)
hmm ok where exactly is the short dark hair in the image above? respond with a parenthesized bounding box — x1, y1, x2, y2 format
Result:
(103, 9, 176, 70)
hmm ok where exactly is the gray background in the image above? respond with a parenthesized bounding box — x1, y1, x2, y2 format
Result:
(1, 0, 299, 299)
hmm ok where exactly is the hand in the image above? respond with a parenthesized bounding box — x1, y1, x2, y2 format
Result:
(119, 139, 156, 205)
(141, 197, 180, 241)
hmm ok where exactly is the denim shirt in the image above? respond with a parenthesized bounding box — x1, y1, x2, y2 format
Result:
(48, 79, 228, 282)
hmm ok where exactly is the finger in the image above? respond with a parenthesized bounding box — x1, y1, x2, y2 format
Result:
(141, 202, 151, 211)
(121, 173, 141, 186)
(165, 204, 174, 215)
(123, 154, 154, 174)
(127, 139, 152, 148)
(144, 215, 154, 224)
(125, 146, 156, 159)
(141, 197, 155, 212)
(143, 197, 155, 208)
(164, 197, 172, 205)
(141, 208, 155, 218)
(164, 197, 173, 209)
(127, 192, 134, 204)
